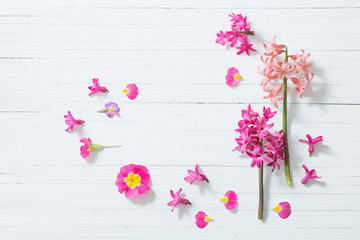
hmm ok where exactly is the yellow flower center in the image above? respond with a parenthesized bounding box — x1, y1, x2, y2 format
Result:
(122, 88, 129, 94)
(108, 108, 114, 113)
(124, 172, 141, 189)
(273, 205, 282, 212)
(205, 216, 212, 222)
(220, 197, 228, 204)
(234, 74, 242, 81)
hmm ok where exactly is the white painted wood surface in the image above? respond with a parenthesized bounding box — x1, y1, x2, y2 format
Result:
(0, 0, 359, 239)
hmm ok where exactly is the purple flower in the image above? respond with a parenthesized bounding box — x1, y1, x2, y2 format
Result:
(98, 102, 120, 118)
(246, 145, 269, 168)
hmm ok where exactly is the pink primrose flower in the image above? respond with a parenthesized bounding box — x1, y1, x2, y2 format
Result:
(88, 78, 108, 96)
(115, 164, 151, 198)
(220, 190, 238, 210)
(273, 201, 291, 219)
(122, 83, 139, 100)
(226, 67, 242, 87)
(301, 164, 321, 184)
(299, 134, 323, 156)
(184, 164, 208, 184)
(167, 188, 191, 212)
(64, 111, 84, 131)
(195, 211, 212, 229)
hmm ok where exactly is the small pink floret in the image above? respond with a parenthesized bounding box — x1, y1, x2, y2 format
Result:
(79, 137, 91, 158)
(167, 188, 191, 212)
(184, 164, 208, 185)
(64, 111, 84, 131)
(88, 78, 108, 96)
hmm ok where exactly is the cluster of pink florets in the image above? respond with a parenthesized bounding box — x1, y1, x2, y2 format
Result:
(259, 37, 314, 107)
(216, 13, 256, 55)
(233, 105, 287, 171)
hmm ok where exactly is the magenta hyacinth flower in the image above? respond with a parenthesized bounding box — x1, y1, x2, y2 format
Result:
(273, 201, 291, 219)
(301, 164, 321, 184)
(98, 102, 120, 118)
(220, 190, 238, 210)
(122, 83, 139, 100)
(195, 211, 213, 229)
(167, 188, 191, 212)
(246, 145, 269, 168)
(88, 78, 108, 96)
(184, 164, 208, 185)
(215, 31, 228, 46)
(254, 117, 274, 140)
(64, 111, 84, 131)
(299, 134, 323, 156)
(226, 67, 242, 87)
(115, 164, 151, 198)
(236, 40, 256, 55)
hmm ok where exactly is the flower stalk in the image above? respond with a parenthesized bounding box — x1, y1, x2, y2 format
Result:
(283, 47, 292, 186)
(258, 164, 264, 220)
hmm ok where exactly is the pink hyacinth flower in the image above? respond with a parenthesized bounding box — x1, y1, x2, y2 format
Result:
(299, 134, 323, 156)
(195, 211, 212, 229)
(301, 164, 321, 184)
(64, 111, 84, 132)
(88, 78, 108, 96)
(167, 188, 191, 212)
(220, 190, 238, 210)
(246, 145, 269, 168)
(122, 83, 139, 100)
(184, 164, 208, 185)
(115, 164, 151, 198)
(226, 67, 242, 87)
(273, 201, 291, 219)
(216, 31, 229, 46)
(236, 40, 256, 56)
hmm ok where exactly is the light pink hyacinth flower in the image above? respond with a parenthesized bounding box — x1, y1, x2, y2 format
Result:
(273, 201, 291, 219)
(64, 111, 84, 131)
(122, 83, 139, 100)
(220, 190, 238, 210)
(115, 164, 151, 198)
(301, 165, 321, 184)
(184, 164, 208, 184)
(226, 67, 242, 87)
(299, 134, 323, 156)
(195, 211, 213, 229)
(167, 188, 191, 212)
(88, 78, 108, 96)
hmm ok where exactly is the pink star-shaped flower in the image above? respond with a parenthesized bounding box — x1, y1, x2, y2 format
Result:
(88, 78, 108, 96)
(299, 134, 323, 156)
(301, 164, 321, 184)
(167, 188, 191, 212)
(64, 111, 84, 131)
(184, 164, 208, 185)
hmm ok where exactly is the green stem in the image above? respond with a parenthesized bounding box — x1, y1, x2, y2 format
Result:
(258, 164, 264, 220)
(283, 47, 292, 186)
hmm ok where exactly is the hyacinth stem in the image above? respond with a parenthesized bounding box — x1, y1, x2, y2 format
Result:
(283, 47, 292, 186)
(258, 164, 264, 220)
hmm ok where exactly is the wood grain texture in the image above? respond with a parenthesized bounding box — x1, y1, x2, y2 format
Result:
(0, 0, 359, 239)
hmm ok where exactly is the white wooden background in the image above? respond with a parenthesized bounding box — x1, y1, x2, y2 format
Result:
(0, 0, 359, 239)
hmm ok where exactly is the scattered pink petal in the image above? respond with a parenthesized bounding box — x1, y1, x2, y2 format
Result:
(115, 164, 151, 198)
(195, 211, 212, 228)
(226, 67, 242, 87)
(299, 134, 323, 156)
(273, 201, 291, 219)
(220, 190, 238, 210)
(88, 78, 108, 96)
(167, 188, 191, 212)
(184, 164, 208, 185)
(64, 111, 84, 131)
(123, 83, 139, 100)
(301, 164, 321, 184)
